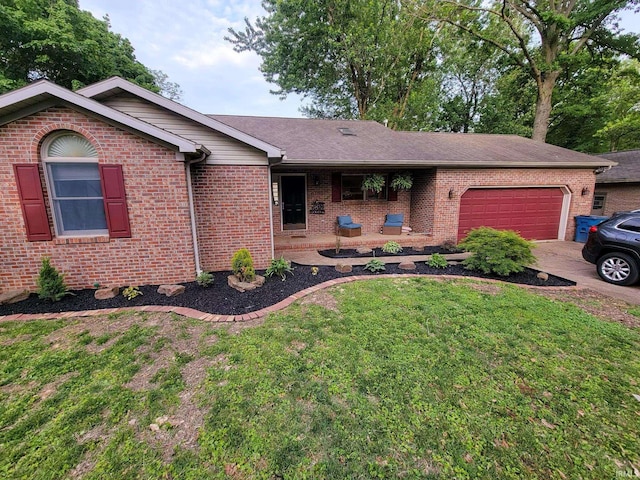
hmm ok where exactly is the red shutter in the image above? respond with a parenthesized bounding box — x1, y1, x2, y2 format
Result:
(388, 187, 398, 202)
(99, 164, 131, 238)
(13, 164, 52, 241)
(331, 173, 342, 202)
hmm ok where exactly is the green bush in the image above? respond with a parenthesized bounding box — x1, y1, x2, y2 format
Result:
(122, 286, 142, 300)
(36, 257, 69, 302)
(382, 241, 403, 254)
(427, 253, 449, 269)
(364, 259, 386, 273)
(265, 256, 293, 281)
(231, 248, 255, 282)
(196, 271, 214, 287)
(457, 227, 536, 276)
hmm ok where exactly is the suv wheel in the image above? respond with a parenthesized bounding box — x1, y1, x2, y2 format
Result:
(596, 252, 640, 286)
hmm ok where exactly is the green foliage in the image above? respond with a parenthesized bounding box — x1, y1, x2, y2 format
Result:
(381, 241, 403, 254)
(628, 306, 640, 318)
(310, 266, 319, 276)
(440, 239, 459, 252)
(265, 256, 294, 281)
(36, 257, 69, 302)
(427, 253, 449, 269)
(390, 172, 413, 191)
(363, 259, 386, 272)
(195, 271, 214, 288)
(458, 227, 536, 276)
(231, 248, 255, 282)
(122, 286, 142, 300)
(361, 173, 385, 194)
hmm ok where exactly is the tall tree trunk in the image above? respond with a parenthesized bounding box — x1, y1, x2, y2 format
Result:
(532, 70, 560, 142)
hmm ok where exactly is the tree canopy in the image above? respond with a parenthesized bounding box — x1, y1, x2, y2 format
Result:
(0, 0, 180, 98)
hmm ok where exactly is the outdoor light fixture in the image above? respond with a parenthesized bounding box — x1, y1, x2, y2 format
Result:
(312, 175, 320, 186)
(448, 187, 455, 199)
(581, 186, 589, 196)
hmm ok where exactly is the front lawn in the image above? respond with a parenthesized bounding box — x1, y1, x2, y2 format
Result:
(1, 278, 638, 479)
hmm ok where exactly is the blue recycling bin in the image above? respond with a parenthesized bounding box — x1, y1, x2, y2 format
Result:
(574, 215, 608, 242)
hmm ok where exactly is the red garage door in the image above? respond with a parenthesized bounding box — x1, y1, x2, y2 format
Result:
(458, 188, 564, 241)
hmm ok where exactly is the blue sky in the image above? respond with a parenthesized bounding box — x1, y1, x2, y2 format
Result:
(79, 0, 639, 118)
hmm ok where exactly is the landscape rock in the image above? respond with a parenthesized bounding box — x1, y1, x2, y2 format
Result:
(399, 261, 416, 270)
(227, 275, 266, 293)
(94, 286, 119, 300)
(335, 263, 353, 273)
(158, 284, 186, 297)
(412, 245, 424, 252)
(0, 289, 30, 305)
(356, 247, 373, 254)
(536, 272, 549, 281)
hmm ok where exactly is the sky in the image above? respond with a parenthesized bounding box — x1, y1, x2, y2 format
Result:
(79, 0, 640, 118)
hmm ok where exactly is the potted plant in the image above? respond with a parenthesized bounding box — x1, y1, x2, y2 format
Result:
(361, 173, 385, 194)
(390, 172, 413, 191)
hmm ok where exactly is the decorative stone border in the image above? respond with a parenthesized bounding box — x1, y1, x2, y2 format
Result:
(0, 275, 580, 323)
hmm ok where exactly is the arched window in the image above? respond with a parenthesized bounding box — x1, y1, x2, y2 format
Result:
(43, 132, 107, 236)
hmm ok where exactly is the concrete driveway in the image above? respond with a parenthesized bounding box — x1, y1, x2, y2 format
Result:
(534, 241, 640, 305)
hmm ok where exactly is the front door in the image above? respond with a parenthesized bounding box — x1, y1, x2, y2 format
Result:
(281, 175, 306, 230)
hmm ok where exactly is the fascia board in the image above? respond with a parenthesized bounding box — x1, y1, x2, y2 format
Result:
(276, 159, 616, 168)
(78, 77, 284, 159)
(0, 81, 200, 153)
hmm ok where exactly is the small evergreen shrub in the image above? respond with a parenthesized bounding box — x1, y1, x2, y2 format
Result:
(36, 257, 69, 302)
(196, 271, 214, 287)
(427, 253, 449, 269)
(122, 286, 142, 300)
(231, 248, 256, 282)
(266, 256, 294, 281)
(457, 227, 536, 276)
(382, 241, 403, 254)
(364, 259, 386, 273)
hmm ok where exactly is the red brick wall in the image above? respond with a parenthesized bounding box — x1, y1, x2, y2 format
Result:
(272, 170, 411, 235)
(192, 164, 272, 271)
(0, 108, 196, 291)
(594, 183, 640, 216)
(428, 168, 596, 244)
(409, 170, 436, 234)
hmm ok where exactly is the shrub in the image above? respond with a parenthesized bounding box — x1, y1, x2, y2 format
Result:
(231, 248, 255, 282)
(457, 227, 536, 276)
(382, 241, 403, 254)
(122, 286, 142, 300)
(427, 253, 448, 269)
(196, 271, 214, 287)
(311, 266, 319, 276)
(364, 259, 386, 273)
(36, 257, 69, 302)
(266, 257, 293, 281)
(440, 239, 459, 252)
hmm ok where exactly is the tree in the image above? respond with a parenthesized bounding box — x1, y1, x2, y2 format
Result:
(226, 0, 442, 127)
(0, 0, 179, 98)
(422, 0, 640, 141)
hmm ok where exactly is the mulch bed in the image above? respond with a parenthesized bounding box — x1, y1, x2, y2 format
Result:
(318, 246, 461, 258)
(0, 262, 575, 317)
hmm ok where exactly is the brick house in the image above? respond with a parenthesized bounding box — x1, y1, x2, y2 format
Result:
(592, 150, 640, 215)
(0, 77, 614, 291)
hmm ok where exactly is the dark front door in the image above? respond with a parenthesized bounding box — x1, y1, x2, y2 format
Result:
(282, 175, 306, 230)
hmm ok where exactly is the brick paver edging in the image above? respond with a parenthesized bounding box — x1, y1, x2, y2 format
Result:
(0, 275, 580, 323)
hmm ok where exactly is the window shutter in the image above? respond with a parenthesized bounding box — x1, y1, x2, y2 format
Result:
(13, 164, 52, 241)
(388, 187, 398, 202)
(331, 173, 342, 202)
(99, 164, 131, 238)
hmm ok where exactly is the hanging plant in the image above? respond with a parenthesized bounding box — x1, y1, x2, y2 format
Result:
(390, 172, 413, 191)
(361, 173, 385, 194)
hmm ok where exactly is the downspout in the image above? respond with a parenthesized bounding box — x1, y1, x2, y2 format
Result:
(268, 166, 275, 260)
(185, 152, 207, 275)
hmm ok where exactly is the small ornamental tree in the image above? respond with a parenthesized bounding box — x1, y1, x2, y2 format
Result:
(36, 257, 69, 302)
(231, 248, 256, 282)
(457, 227, 536, 276)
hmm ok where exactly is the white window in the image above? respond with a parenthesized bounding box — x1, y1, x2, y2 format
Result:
(43, 133, 108, 236)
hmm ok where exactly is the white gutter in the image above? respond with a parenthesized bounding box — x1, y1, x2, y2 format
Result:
(184, 152, 207, 275)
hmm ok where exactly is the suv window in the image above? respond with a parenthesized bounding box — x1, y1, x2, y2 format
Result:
(618, 218, 640, 233)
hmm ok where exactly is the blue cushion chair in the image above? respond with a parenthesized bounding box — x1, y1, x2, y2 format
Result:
(383, 213, 404, 235)
(337, 215, 362, 237)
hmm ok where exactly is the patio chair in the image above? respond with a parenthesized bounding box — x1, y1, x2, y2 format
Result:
(337, 215, 362, 237)
(382, 213, 403, 235)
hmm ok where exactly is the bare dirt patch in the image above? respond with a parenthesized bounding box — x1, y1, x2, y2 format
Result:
(299, 290, 339, 312)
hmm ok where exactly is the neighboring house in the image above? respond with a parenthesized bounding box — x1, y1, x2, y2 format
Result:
(0, 77, 613, 291)
(593, 150, 640, 215)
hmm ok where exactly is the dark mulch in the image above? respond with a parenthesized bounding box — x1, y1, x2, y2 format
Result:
(318, 246, 462, 258)
(0, 262, 575, 317)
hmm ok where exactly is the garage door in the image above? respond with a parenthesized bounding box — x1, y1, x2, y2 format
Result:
(458, 188, 564, 241)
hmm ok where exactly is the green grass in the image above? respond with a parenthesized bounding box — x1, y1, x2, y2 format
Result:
(1, 278, 639, 479)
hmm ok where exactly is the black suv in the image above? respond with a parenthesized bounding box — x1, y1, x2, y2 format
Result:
(582, 210, 640, 286)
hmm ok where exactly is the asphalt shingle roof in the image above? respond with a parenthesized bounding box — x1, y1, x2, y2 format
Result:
(597, 150, 640, 183)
